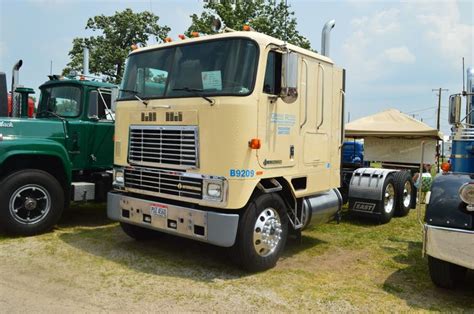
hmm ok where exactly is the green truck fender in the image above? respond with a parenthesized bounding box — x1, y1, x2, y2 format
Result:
(0, 138, 72, 184)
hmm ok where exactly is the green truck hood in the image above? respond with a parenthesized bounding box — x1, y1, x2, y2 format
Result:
(0, 118, 65, 140)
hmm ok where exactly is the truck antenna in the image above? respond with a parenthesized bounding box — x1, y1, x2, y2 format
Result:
(462, 57, 466, 95)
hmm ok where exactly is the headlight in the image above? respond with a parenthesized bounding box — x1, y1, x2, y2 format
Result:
(459, 183, 474, 211)
(207, 183, 222, 198)
(203, 179, 225, 202)
(113, 168, 125, 187)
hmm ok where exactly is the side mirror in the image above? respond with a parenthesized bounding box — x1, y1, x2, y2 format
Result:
(88, 90, 99, 120)
(280, 51, 298, 103)
(449, 95, 462, 125)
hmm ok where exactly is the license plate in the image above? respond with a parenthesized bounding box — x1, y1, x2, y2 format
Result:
(150, 204, 167, 218)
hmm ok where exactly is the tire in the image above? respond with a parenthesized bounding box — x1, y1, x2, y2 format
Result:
(232, 193, 288, 272)
(0, 169, 64, 236)
(120, 222, 161, 241)
(379, 175, 396, 224)
(393, 171, 415, 217)
(428, 256, 467, 289)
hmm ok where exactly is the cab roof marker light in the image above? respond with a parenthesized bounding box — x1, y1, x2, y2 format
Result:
(178, 34, 186, 40)
(191, 32, 199, 38)
(131, 44, 138, 51)
(165, 37, 172, 43)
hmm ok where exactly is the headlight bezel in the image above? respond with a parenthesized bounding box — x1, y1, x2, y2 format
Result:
(113, 167, 125, 188)
(459, 182, 474, 211)
(203, 179, 226, 202)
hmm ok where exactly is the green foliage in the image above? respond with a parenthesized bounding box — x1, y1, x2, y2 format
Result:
(186, 0, 311, 50)
(63, 9, 170, 84)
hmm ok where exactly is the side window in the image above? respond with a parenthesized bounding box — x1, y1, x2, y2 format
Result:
(88, 89, 114, 121)
(263, 51, 282, 95)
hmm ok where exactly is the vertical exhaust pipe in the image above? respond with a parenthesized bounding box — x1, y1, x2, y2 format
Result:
(83, 47, 89, 76)
(11, 59, 23, 117)
(321, 19, 336, 57)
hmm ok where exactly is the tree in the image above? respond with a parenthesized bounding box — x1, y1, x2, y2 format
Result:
(63, 9, 170, 84)
(186, 0, 311, 50)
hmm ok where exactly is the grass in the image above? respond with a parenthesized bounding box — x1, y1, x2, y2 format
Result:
(0, 203, 472, 312)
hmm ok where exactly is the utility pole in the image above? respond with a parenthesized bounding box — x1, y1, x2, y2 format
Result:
(432, 88, 449, 172)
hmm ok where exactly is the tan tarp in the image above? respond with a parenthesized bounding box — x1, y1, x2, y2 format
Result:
(345, 109, 442, 139)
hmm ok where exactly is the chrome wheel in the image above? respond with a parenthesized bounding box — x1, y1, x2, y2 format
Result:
(402, 181, 412, 208)
(253, 208, 283, 257)
(384, 183, 395, 213)
(9, 184, 51, 225)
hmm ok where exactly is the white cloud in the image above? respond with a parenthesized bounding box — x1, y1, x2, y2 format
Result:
(384, 46, 416, 64)
(342, 8, 402, 81)
(414, 0, 473, 65)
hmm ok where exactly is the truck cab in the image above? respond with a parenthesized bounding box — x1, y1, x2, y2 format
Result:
(107, 24, 345, 271)
(0, 74, 117, 235)
(424, 67, 474, 288)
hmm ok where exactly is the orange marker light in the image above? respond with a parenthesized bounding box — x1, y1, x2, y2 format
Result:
(256, 171, 263, 176)
(243, 25, 251, 31)
(249, 138, 261, 149)
(165, 37, 172, 43)
(131, 44, 138, 51)
(441, 162, 451, 172)
(191, 32, 199, 38)
(178, 34, 186, 40)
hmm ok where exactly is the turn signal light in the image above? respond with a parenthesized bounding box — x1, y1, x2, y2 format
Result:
(178, 34, 186, 40)
(243, 25, 251, 31)
(441, 162, 451, 172)
(249, 138, 261, 149)
(191, 32, 199, 37)
(165, 37, 172, 43)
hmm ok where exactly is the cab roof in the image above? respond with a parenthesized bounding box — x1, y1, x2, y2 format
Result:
(39, 78, 117, 90)
(131, 31, 334, 65)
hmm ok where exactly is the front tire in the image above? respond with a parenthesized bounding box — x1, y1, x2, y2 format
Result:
(232, 193, 288, 272)
(428, 256, 467, 289)
(0, 169, 64, 236)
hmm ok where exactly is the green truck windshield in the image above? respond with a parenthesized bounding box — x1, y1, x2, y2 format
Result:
(119, 38, 259, 100)
(40, 85, 82, 117)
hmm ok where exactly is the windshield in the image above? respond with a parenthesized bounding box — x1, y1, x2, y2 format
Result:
(119, 38, 259, 100)
(40, 85, 82, 117)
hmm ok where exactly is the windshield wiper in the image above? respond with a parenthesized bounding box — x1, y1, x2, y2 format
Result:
(36, 110, 64, 120)
(120, 89, 148, 107)
(172, 87, 214, 105)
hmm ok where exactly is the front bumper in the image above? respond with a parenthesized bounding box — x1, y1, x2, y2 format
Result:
(423, 224, 474, 270)
(107, 192, 239, 247)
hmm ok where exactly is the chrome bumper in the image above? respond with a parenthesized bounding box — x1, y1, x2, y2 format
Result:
(107, 192, 239, 247)
(423, 224, 474, 270)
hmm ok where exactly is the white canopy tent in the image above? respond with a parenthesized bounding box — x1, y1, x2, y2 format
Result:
(345, 109, 442, 164)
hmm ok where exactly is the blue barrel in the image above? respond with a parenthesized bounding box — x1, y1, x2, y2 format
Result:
(450, 137, 474, 173)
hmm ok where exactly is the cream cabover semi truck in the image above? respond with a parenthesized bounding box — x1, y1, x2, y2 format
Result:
(108, 21, 410, 271)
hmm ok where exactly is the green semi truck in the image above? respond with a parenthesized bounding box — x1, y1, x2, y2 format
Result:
(0, 68, 117, 235)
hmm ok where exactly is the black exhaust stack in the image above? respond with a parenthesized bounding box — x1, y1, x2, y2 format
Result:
(11, 60, 23, 117)
(0, 72, 8, 117)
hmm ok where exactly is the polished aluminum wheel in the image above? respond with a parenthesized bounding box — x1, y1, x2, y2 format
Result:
(253, 208, 283, 257)
(9, 184, 51, 224)
(402, 181, 412, 208)
(384, 183, 395, 213)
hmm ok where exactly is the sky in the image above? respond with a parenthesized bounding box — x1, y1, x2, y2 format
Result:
(0, 0, 473, 136)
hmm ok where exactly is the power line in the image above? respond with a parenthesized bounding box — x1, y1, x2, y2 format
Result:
(406, 106, 437, 114)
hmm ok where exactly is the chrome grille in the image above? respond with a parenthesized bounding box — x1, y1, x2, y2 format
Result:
(129, 125, 198, 168)
(124, 167, 202, 200)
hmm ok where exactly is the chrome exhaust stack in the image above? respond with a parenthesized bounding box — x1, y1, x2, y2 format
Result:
(321, 19, 336, 57)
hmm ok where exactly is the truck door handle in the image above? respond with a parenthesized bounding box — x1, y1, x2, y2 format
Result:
(317, 63, 325, 130)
